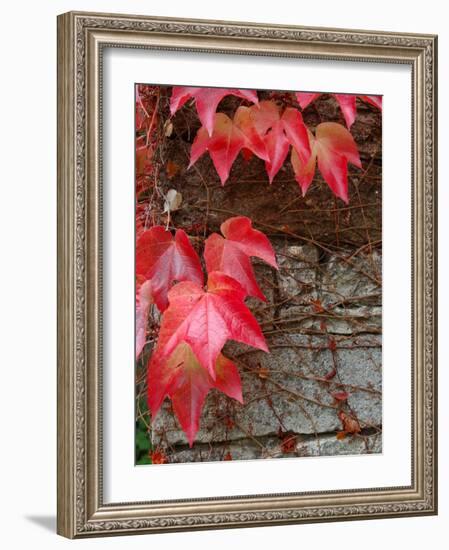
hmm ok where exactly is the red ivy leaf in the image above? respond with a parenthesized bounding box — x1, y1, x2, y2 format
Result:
(170, 86, 258, 136)
(189, 112, 268, 184)
(150, 449, 168, 464)
(189, 113, 245, 184)
(324, 367, 337, 380)
(291, 122, 362, 203)
(213, 353, 243, 403)
(155, 271, 268, 379)
(204, 216, 278, 301)
(333, 94, 357, 128)
(136, 226, 203, 312)
(148, 342, 242, 446)
(280, 433, 297, 454)
(263, 120, 290, 183)
(234, 106, 269, 161)
(249, 101, 311, 182)
(332, 391, 349, 402)
(360, 95, 382, 109)
(338, 411, 361, 434)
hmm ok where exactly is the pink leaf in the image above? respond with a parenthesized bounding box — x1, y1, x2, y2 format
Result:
(249, 101, 311, 182)
(189, 113, 246, 184)
(250, 100, 281, 135)
(204, 216, 278, 301)
(136, 226, 204, 311)
(170, 86, 258, 136)
(234, 106, 269, 161)
(155, 271, 268, 379)
(213, 354, 243, 404)
(334, 94, 357, 128)
(148, 343, 242, 446)
(280, 107, 311, 165)
(291, 132, 317, 196)
(220, 216, 278, 268)
(291, 122, 361, 203)
(332, 391, 349, 401)
(264, 121, 290, 183)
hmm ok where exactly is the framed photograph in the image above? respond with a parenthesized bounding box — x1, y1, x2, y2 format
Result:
(57, 11, 438, 538)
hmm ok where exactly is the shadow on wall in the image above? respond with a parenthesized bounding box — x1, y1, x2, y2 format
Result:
(24, 515, 56, 533)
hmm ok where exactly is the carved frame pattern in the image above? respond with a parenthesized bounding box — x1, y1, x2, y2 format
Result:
(57, 11, 437, 538)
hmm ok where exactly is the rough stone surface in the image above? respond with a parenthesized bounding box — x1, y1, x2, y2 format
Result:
(320, 249, 382, 307)
(277, 244, 320, 303)
(160, 431, 382, 463)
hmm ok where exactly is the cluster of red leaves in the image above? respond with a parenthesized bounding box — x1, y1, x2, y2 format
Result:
(137, 217, 278, 447)
(171, 86, 381, 203)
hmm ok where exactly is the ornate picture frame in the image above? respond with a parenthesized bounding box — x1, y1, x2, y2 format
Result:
(57, 11, 437, 538)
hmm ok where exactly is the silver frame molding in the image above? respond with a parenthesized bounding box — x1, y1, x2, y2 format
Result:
(57, 11, 438, 538)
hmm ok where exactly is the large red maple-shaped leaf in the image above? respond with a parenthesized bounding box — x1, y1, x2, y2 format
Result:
(291, 122, 362, 203)
(188, 112, 268, 184)
(233, 105, 270, 161)
(204, 216, 278, 301)
(170, 86, 258, 136)
(136, 226, 203, 312)
(248, 101, 311, 182)
(155, 271, 268, 379)
(148, 342, 242, 446)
